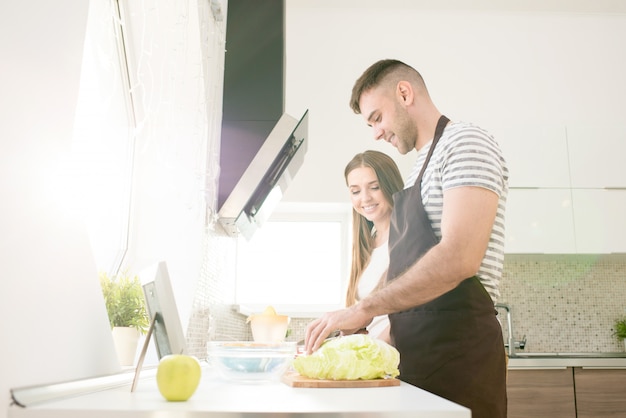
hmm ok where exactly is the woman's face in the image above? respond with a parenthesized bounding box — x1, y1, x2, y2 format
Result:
(346, 166, 392, 223)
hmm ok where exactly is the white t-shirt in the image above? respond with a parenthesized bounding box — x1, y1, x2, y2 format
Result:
(357, 242, 390, 338)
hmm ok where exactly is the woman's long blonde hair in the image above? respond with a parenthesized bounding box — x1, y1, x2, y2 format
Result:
(344, 150, 404, 307)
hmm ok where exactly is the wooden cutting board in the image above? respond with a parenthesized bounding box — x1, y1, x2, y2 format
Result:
(281, 371, 400, 388)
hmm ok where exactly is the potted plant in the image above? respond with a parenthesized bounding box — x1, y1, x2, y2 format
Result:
(613, 316, 626, 351)
(99, 271, 150, 366)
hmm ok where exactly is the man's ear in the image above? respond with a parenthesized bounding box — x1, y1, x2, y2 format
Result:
(396, 81, 414, 105)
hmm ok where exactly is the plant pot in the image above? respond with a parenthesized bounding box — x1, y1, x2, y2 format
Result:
(112, 326, 140, 366)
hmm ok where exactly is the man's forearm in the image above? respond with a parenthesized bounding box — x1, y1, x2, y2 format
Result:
(357, 242, 471, 317)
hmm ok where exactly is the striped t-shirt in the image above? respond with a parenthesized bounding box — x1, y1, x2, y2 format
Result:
(405, 121, 509, 303)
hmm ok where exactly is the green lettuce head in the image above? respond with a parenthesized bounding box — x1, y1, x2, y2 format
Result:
(293, 334, 400, 380)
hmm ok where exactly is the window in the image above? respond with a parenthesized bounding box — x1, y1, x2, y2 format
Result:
(235, 203, 352, 317)
(71, 0, 136, 276)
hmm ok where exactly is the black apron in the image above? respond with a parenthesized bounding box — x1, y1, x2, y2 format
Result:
(387, 115, 507, 418)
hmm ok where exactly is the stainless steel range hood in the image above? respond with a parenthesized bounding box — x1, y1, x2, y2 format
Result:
(217, 110, 308, 240)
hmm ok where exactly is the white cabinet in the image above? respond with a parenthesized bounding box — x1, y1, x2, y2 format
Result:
(505, 189, 576, 254)
(496, 124, 570, 188)
(566, 124, 626, 188)
(572, 189, 626, 253)
(505, 188, 626, 254)
(566, 124, 626, 253)
(501, 123, 626, 254)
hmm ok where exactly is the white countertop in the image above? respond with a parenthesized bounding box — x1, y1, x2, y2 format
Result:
(8, 366, 470, 418)
(508, 353, 626, 369)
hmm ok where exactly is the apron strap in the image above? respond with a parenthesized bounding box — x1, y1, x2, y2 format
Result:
(413, 115, 450, 186)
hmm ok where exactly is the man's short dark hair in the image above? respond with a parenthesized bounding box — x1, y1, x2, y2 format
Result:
(349, 59, 412, 114)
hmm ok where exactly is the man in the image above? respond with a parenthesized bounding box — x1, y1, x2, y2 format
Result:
(304, 59, 509, 417)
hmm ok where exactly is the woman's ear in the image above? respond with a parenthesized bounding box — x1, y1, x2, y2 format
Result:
(396, 80, 414, 105)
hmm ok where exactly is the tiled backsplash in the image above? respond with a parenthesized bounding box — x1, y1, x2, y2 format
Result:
(186, 227, 626, 359)
(498, 254, 626, 353)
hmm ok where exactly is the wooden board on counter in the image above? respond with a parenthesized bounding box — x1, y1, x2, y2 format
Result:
(281, 371, 401, 388)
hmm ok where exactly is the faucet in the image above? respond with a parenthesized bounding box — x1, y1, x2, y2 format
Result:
(495, 303, 527, 357)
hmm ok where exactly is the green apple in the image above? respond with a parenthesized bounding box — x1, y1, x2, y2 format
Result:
(156, 354, 202, 401)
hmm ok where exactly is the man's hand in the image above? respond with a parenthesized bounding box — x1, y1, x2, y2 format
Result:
(304, 305, 372, 354)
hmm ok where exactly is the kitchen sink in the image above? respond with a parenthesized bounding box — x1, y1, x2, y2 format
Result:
(510, 352, 626, 359)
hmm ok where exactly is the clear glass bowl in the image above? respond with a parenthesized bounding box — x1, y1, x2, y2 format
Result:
(207, 341, 297, 383)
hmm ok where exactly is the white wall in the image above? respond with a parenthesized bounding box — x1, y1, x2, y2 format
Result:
(283, 0, 626, 203)
(0, 1, 120, 415)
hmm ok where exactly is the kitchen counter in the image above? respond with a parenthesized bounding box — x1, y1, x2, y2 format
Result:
(8, 366, 470, 418)
(508, 352, 626, 369)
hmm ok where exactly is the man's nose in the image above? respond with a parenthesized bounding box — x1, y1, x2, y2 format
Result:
(373, 125, 384, 141)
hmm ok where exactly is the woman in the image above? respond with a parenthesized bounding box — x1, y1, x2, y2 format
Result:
(343, 150, 404, 343)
